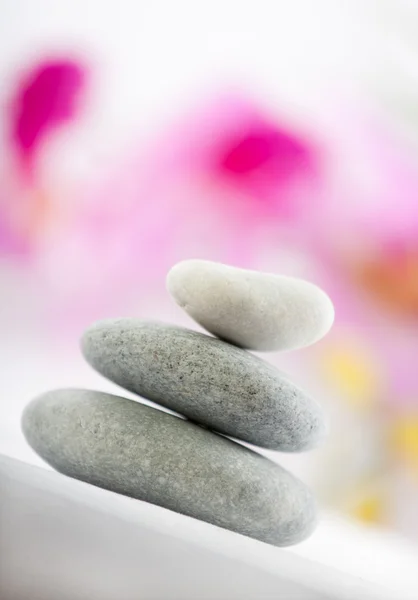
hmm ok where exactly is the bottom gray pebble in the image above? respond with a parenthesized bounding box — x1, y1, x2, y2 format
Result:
(21, 389, 317, 546)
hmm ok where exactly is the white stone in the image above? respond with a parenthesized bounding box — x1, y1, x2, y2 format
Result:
(167, 260, 334, 352)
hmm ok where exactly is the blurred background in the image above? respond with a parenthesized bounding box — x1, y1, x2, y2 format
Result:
(1, 0, 418, 578)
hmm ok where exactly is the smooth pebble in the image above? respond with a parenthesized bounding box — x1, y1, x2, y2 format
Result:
(21, 389, 317, 546)
(167, 260, 334, 352)
(81, 319, 327, 451)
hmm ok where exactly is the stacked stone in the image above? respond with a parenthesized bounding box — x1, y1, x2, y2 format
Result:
(22, 260, 334, 547)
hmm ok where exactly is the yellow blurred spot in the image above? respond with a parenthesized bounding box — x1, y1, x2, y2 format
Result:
(390, 416, 418, 468)
(350, 493, 384, 525)
(321, 343, 378, 409)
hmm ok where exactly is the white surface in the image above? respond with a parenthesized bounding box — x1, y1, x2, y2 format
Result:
(1, 454, 413, 600)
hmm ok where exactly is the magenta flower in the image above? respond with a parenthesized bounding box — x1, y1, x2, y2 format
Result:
(10, 58, 87, 180)
(213, 114, 317, 217)
(0, 57, 88, 260)
(161, 94, 323, 221)
(35, 93, 325, 322)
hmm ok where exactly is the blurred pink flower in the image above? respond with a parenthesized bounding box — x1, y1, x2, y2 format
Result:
(10, 58, 87, 180)
(0, 57, 88, 260)
(163, 94, 323, 221)
(208, 99, 319, 217)
(38, 93, 326, 323)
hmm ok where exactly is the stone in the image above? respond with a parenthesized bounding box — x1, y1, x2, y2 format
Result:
(166, 259, 335, 352)
(21, 389, 317, 546)
(81, 319, 326, 451)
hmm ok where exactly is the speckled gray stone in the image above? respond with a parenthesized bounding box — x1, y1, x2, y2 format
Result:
(81, 319, 326, 451)
(21, 389, 317, 546)
(167, 260, 335, 352)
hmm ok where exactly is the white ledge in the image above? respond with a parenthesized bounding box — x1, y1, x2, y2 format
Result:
(0, 454, 415, 600)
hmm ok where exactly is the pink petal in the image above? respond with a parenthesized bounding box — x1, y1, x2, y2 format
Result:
(9, 58, 87, 179)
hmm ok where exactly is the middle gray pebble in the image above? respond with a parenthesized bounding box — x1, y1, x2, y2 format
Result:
(81, 319, 327, 451)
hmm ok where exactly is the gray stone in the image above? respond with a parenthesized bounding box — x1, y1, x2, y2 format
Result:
(167, 260, 335, 352)
(21, 389, 317, 546)
(81, 319, 326, 451)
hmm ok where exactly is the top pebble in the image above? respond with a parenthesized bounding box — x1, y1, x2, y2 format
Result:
(167, 260, 334, 352)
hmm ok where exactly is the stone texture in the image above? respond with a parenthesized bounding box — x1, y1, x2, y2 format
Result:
(21, 389, 317, 546)
(81, 319, 326, 451)
(167, 259, 334, 352)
